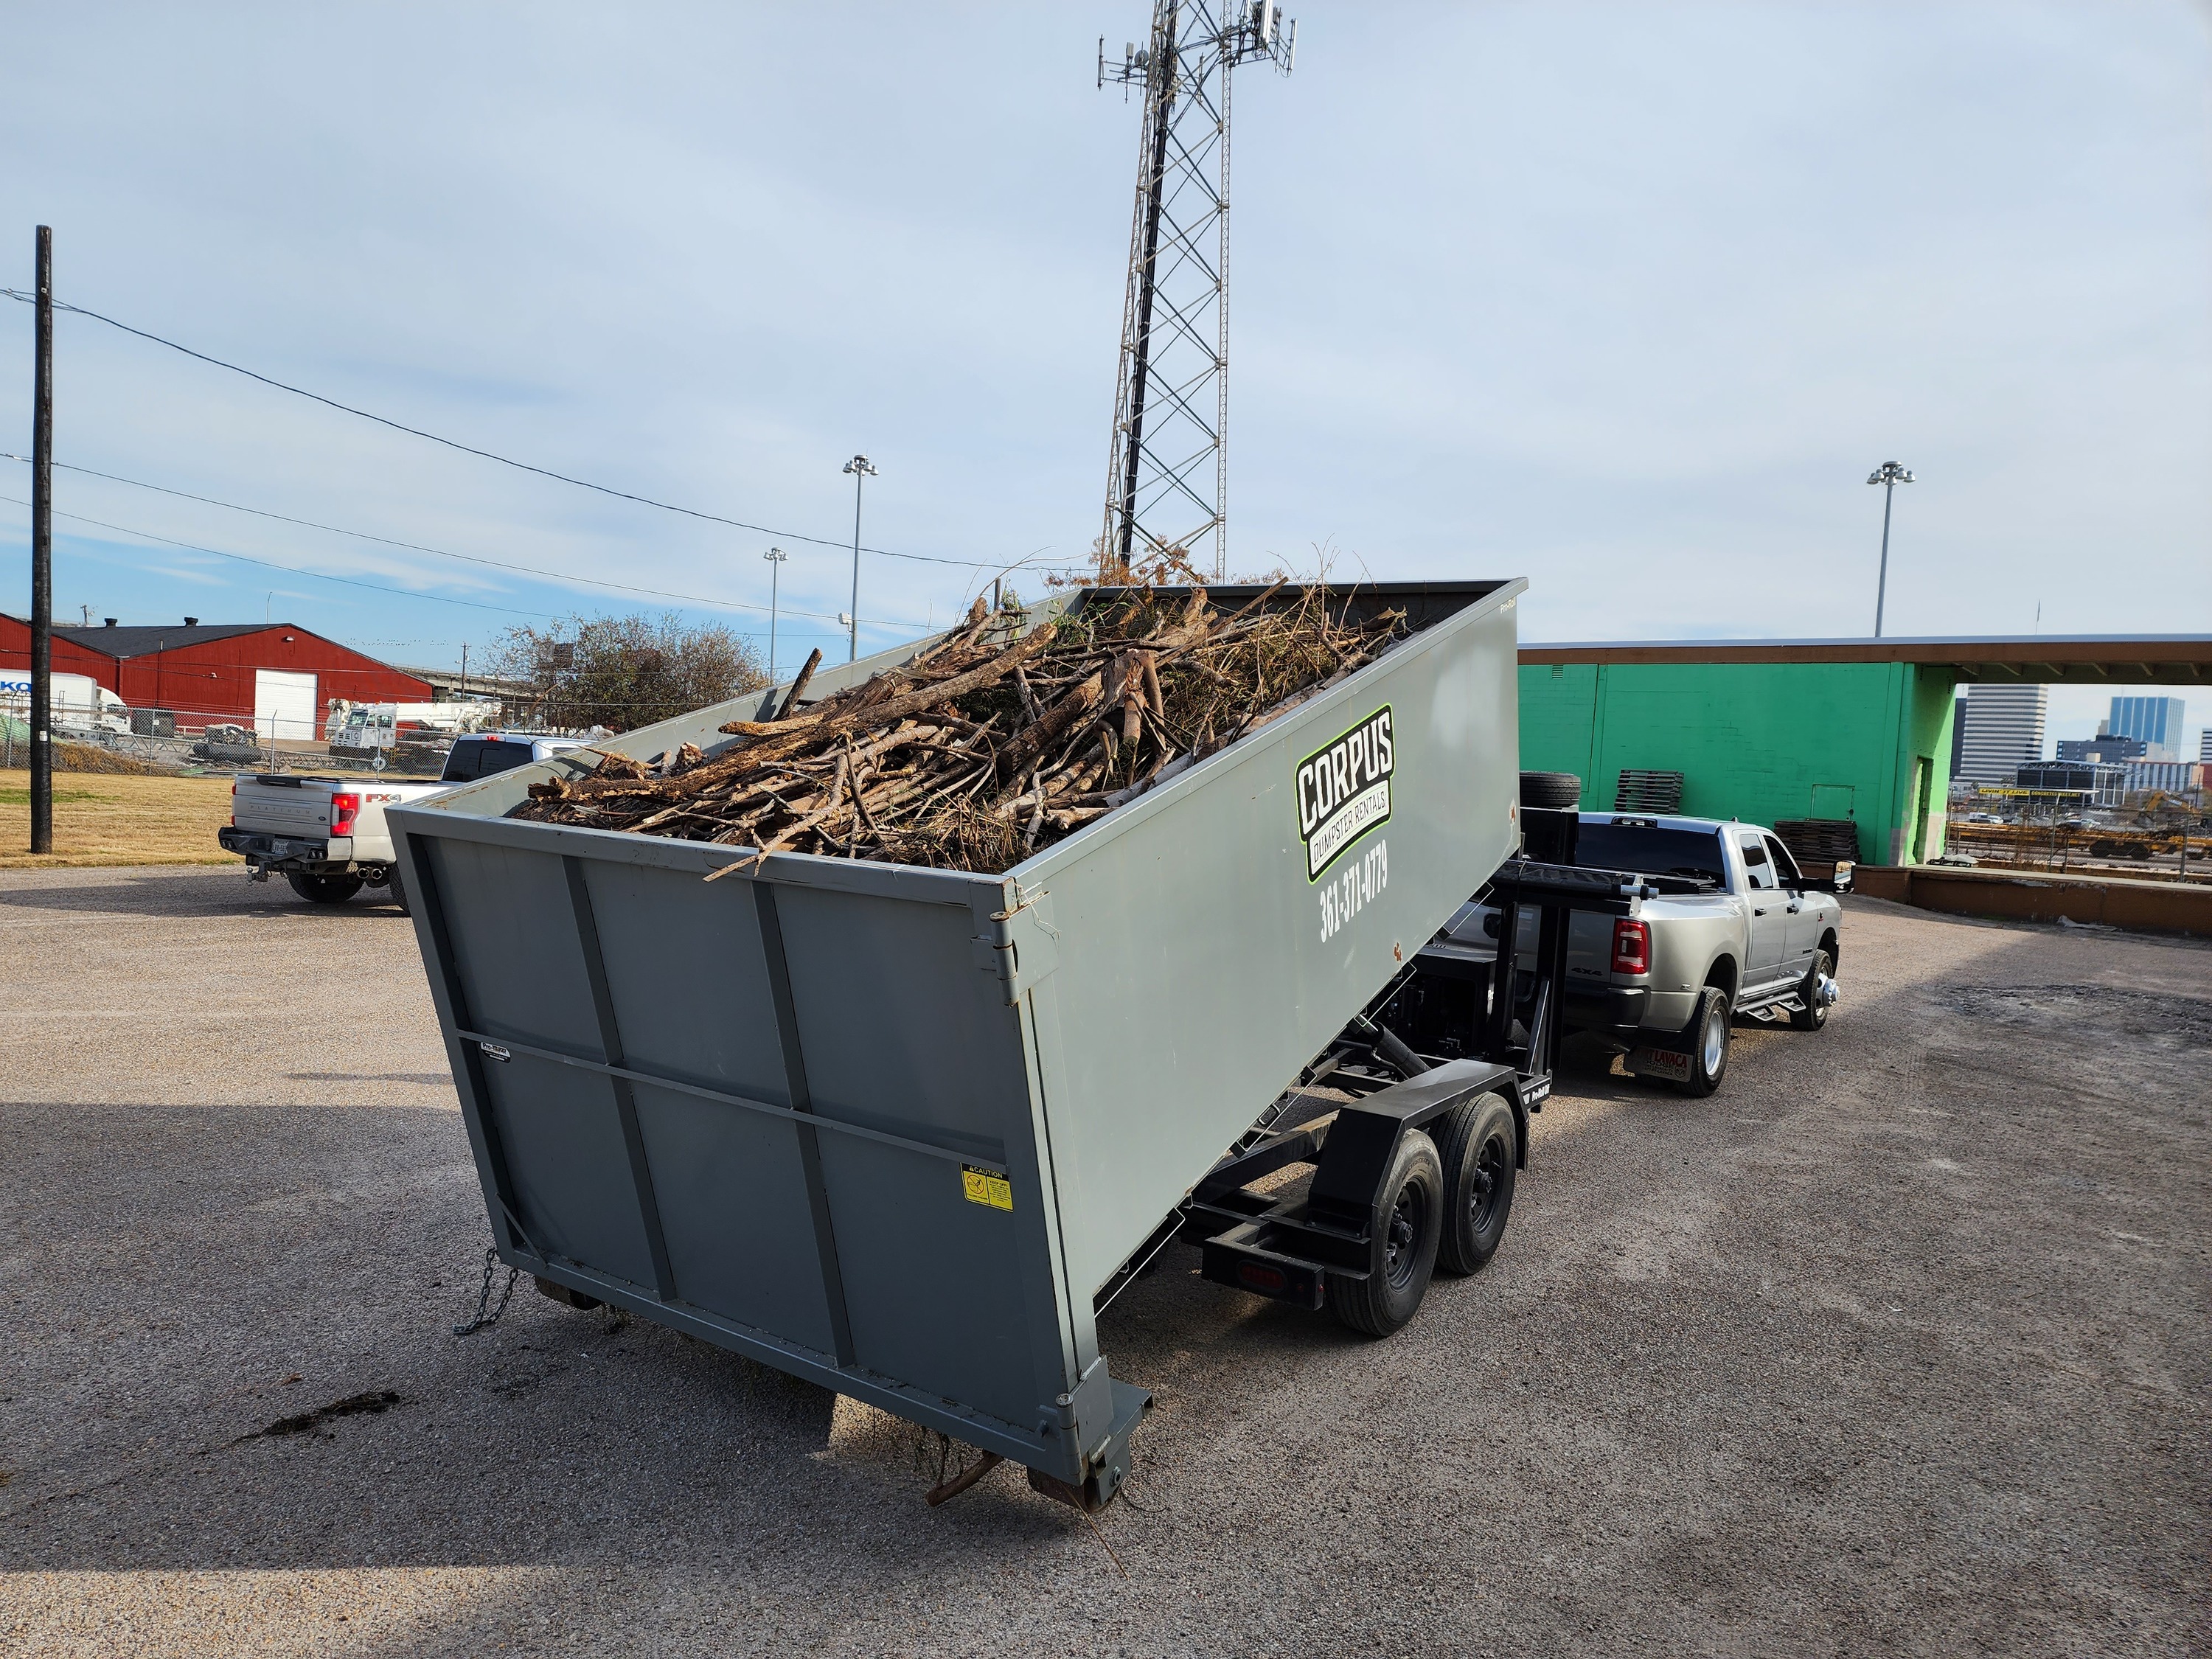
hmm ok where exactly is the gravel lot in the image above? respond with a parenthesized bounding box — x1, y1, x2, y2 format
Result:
(3, 866, 2207, 1656)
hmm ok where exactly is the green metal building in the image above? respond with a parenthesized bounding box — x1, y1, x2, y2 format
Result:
(1515, 637, 2212, 866)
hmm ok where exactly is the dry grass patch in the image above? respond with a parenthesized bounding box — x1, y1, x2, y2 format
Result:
(0, 771, 240, 869)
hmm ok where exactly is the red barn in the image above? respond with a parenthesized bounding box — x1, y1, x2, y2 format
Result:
(0, 615, 434, 738)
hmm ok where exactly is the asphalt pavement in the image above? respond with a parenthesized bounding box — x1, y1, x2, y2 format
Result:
(2, 866, 2206, 1656)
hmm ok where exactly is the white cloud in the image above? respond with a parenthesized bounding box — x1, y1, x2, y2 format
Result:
(0, 1, 2202, 670)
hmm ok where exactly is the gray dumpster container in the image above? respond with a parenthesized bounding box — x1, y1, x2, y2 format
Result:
(392, 579, 1526, 1504)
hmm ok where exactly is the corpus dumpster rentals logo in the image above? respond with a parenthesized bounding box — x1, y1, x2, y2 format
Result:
(1295, 706, 1393, 880)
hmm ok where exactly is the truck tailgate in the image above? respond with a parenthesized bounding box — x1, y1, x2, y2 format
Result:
(232, 776, 337, 839)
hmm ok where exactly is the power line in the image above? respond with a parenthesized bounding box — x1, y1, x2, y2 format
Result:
(0, 288, 1083, 574)
(0, 492, 933, 631)
(0, 493, 557, 618)
(0, 454, 932, 627)
(9, 493, 936, 632)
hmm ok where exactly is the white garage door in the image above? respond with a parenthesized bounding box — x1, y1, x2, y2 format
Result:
(254, 669, 319, 742)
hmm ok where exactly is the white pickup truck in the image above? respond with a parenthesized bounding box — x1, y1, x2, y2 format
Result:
(220, 733, 586, 907)
(1420, 812, 1851, 1096)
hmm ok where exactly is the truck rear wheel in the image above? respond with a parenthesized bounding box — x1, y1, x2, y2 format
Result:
(1677, 986, 1731, 1096)
(1433, 1093, 1517, 1275)
(1327, 1128, 1442, 1337)
(286, 872, 364, 905)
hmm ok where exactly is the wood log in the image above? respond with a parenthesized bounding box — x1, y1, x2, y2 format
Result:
(773, 649, 822, 720)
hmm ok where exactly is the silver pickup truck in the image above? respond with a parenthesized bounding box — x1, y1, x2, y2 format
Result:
(220, 732, 585, 908)
(1424, 813, 1848, 1096)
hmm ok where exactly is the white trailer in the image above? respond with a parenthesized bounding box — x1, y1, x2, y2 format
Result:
(0, 671, 131, 737)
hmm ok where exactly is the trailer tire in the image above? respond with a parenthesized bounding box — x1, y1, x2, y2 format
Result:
(286, 872, 363, 905)
(1327, 1129, 1443, 1338)
(1519, 771, 1582, 809)
(386, 863, 411, 916)
(1676, 986, 1731, 1096)
(1789, 949, 1833, 1032)
(1433, 1093, 1517, 1275)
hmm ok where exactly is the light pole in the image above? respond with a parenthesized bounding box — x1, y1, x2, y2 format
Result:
(1866, 460, 1914, 638)
(762, 546, 787, 684)
(841, 454, 876, 664)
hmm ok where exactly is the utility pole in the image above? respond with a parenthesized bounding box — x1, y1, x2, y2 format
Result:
(1866, 460, 1914, 639)
(1099, 2, 1295, 581)
(29, 226, 54, 854)
(841, 456, 875, 664)
(762, 546, 788, 683)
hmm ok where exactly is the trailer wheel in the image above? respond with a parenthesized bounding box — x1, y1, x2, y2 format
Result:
(1433, 1093, 1517, 1275)
(1789, 950, 1833, 1032)
(386, 863, 411, 915)
(1328, 1128, 1442, 1337)
(1677, 987, 1731, 1096)
(286, 872, 364, 905)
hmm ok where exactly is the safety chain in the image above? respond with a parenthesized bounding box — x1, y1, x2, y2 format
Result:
(452, 1245, 519, 1337)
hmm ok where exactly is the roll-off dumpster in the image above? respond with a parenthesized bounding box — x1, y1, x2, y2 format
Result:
(390, 580, 1528, 1506)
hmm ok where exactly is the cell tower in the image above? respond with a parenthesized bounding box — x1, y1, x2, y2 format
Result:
(1098, 1, 1295, 581)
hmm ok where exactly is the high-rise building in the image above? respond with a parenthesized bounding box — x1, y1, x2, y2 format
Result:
(2200, 728, 2212, 765)
(2107, 695, 2185, 762)
(2057, 734, 2147, 762)
(1957, 684, 2048, 785)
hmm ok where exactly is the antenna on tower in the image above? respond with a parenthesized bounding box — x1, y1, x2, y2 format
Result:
(1097, 2, 1296, 582)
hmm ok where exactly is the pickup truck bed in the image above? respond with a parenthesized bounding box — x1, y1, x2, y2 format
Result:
(221, 775, 442, 906)
(220, 734, 590, 907)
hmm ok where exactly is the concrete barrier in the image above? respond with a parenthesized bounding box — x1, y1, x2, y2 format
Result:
(1853, 864, 2212, 937)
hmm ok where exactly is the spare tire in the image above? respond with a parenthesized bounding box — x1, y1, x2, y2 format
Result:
(1519, 771, 1582, 809)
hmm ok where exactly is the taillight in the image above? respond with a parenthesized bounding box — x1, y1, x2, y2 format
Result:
(1612, 918, 1651, 975)
(330, 793, 361, 836)
(229, 779, 236, 828)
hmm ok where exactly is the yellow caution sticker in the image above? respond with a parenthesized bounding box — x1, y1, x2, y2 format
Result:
(961, 1164, 1013, 1211)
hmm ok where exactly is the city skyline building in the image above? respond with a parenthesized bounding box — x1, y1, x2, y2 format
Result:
(1957, 683, 2050, 786)
(2057, 734, 2149, 763)
(2106, 695, 2186, 761)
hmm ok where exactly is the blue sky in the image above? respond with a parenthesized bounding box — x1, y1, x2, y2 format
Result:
(2, 2, 2206, 753)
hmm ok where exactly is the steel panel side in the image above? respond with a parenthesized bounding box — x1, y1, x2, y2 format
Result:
(627, 1080, 841, 1351)
(574, 858, 790, 1099)
(1018, 587, 1525, 1295)
(474, 1051, 658, 1285)
(424, 836, 600, 1051)
(772, 878, 1085, 1425)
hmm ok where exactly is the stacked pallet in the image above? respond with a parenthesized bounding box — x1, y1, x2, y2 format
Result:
(1773, 818, 1861, 871)
(1614, 768, 1685, 813)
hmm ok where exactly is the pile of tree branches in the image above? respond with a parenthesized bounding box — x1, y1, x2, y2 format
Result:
(509, 584, 1406, 875)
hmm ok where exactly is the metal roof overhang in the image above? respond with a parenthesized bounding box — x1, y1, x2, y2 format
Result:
(1516, 636, 2212, 685)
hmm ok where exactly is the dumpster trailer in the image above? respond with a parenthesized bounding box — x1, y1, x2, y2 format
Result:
(389, 580, 1645, 1510)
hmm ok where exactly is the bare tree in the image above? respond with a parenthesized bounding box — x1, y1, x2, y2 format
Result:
(484, 613, 767, 734)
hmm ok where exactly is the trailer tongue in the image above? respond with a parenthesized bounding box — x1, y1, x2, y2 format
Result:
(390, 580, 1628, 1511)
